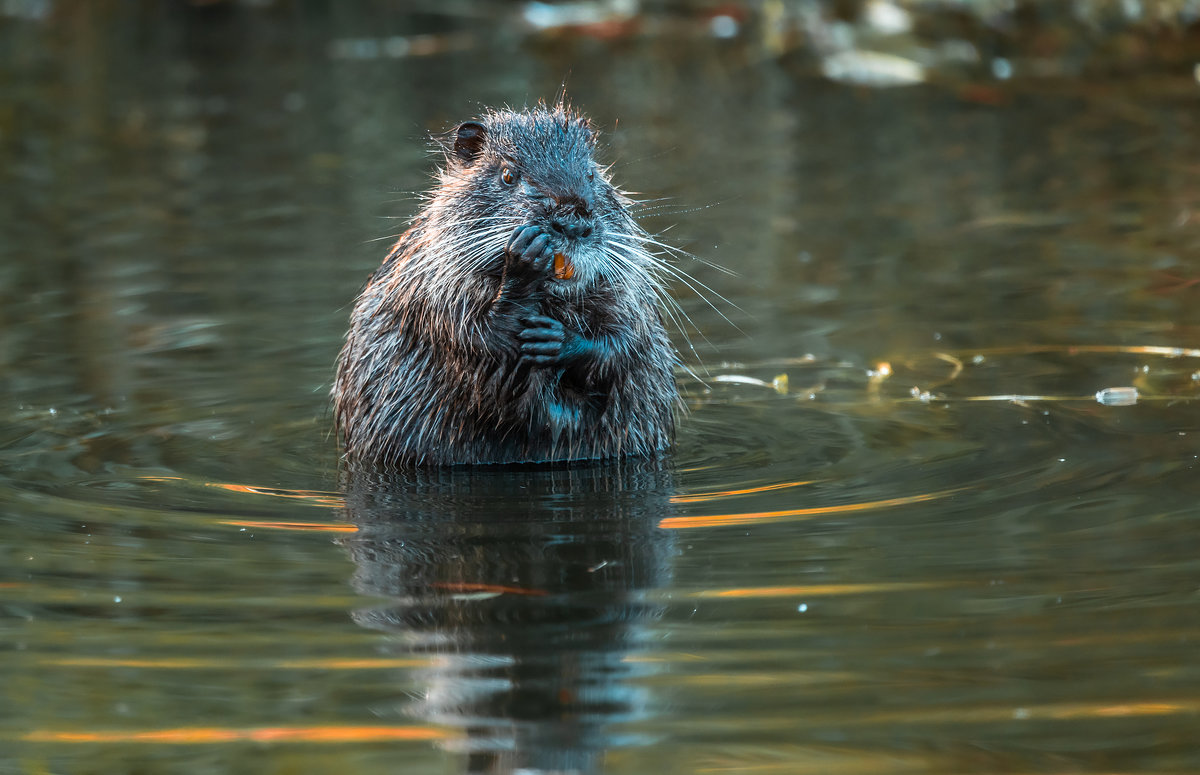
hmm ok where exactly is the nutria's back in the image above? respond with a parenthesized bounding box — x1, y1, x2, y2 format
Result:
(334, 103, 678, 467)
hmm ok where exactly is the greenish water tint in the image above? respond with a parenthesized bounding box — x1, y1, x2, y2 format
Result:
(3, 3, 1200, 774)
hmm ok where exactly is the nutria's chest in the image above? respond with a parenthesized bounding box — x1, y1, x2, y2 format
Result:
(540, 286, 619, 336)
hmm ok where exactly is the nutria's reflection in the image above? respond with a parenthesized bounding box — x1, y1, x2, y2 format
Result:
(341, 459, 675, 774)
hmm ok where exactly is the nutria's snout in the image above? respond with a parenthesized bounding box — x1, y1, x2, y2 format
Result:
(550, 217, 594, 283)
(545, 197, 597, 262)
(548, 193, 595, 240)
(550, 216, 593, 240)
(544, 205, 597, 283)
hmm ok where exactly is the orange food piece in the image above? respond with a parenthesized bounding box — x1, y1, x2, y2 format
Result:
(553, 252, 575, 280)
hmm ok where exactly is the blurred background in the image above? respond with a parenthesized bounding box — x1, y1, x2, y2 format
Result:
(3, 1, 1198, 467)
(2, 2, 1200, 774)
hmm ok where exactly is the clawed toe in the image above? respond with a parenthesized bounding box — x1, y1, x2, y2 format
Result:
(506, 225, 555, 281)
(518, 316, 565, 344)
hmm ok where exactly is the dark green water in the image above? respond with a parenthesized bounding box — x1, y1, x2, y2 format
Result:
(3, 3, 1199, 774)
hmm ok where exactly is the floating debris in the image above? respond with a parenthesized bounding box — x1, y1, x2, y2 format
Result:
(712, 375, 771, 388)
(821, 50, 925, 87)
(867, 362, 891, 399)
(910, 386, 936, 403)
(1095, 386, 1139, 406)
(709, 13, 740, 39)
(711, 374, 790, 394)
(523, 0, 637, 32)
(862, 0, 912, 36)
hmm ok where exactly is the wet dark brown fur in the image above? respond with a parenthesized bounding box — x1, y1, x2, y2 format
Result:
(334, 103, 678, 466)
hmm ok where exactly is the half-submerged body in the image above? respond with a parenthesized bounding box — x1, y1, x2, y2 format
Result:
(334, 104, 678, 466)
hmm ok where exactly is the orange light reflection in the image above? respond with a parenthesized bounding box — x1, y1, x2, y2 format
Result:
(43, 657, 426, 670)
(217, 520, 355, 533)
(208, 483, 344, 509)
(660, 488, 962, 530)
(671, 480, 817, 505)
(24, 725, 450, 744)
(693, 583, 940, 599)
(968, 344, 1200, 359)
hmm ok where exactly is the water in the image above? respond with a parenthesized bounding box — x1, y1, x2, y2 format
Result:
(3, 4, 1200, 774)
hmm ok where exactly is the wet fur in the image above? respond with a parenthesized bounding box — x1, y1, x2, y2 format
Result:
(334, 103, 678, 466)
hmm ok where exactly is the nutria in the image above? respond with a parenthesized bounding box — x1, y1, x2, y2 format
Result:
(333, 102, 678, 466)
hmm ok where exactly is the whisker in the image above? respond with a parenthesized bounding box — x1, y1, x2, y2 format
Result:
(610, 230, 737, 277)
(599, 243, 714, 366)
(605, 239, 743, 327)
(362, 232, 407, 245)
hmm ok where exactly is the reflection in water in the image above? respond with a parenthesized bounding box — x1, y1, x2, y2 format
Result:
(341, 460, 675, 774)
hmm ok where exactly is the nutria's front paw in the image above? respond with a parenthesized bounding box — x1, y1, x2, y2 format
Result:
(518, 314, 589, 367)
(505, 225, 555, 286)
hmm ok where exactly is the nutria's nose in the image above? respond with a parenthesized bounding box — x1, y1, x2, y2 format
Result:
(549, 192, 594, 239)
(550, 218, 593, 239)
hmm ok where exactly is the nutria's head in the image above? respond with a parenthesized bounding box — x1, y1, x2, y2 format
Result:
(426, 103, 652, 297)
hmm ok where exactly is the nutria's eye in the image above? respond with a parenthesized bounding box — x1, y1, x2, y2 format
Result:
(501, 167, 518, 186)
(588, 171, 595, 181)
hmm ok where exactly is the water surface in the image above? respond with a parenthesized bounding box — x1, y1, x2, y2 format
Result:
(2, 4, 1199, 774)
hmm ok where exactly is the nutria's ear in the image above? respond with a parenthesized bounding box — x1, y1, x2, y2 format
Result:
(453, 121, 487, 164)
